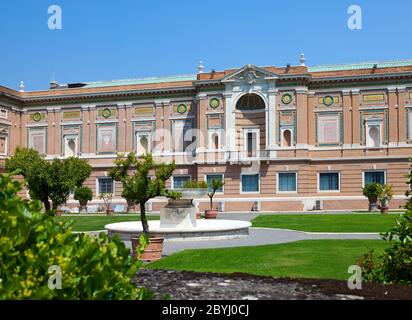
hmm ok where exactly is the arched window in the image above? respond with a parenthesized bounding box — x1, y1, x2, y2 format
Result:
(236, 94, 265, 111)
(369, 126, 380, 148)
(67, 139, 76, 156)
(283, 130, 292, 147)
(139, 136, 149, 154)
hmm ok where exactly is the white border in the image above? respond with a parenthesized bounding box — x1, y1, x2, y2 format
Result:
(317, 171, 341, 193)
(276, 172, 298, 194)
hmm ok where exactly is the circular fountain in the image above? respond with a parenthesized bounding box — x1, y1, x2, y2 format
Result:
(105, 189, 251, 241)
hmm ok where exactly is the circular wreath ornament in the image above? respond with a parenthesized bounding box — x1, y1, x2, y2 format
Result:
(33, 112, 42, 122)
(177, 104, 187, 114)
(281, 94, 292, 105)
(209, 98, 220, 108)
(102, 108, 112, 118)
(323, 96, 334, 106)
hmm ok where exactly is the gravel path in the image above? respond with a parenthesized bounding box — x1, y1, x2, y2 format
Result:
(134, 269, 412, 300)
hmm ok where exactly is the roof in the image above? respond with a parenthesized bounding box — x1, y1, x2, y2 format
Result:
(78, 74, 197, 88)
(308, 60, 412, 72)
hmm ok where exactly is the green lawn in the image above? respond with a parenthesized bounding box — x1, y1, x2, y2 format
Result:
(251, 214, 400, 233)
(55, 215, 159, 232)
(147, 240, 389, 280)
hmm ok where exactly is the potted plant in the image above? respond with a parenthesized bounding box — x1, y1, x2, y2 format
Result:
(378, 184, 393, 214)
(181, 180, 208, 218)
(362, 183, 383, 212)
(109, 153, 176, 262)
(100, 193, 113, 216)
(205, 178, 225, 219)
(74, 186, 93, 213)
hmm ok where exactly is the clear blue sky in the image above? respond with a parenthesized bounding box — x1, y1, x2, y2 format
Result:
(1, 0, 411, 90)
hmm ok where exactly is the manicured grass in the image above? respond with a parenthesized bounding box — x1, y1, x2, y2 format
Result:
(55, 215, 159, 232)
(147, 240, 389, 280)
(251, 214, 400, 233)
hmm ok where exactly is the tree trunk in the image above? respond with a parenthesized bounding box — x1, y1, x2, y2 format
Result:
(43, 199, 51, 212)
(209, 195, 213, 210)
(140, 202, 149, 235)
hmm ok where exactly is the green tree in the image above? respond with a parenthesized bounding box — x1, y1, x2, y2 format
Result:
(5, 148, 92, 212)
(358, 163, 412, 284)
(207, 179, 225, 210)
(0, 172, 146, 299)
(109, 153, 175, 234)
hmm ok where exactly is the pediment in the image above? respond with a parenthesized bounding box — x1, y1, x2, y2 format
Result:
(364, 115, 383, 122)
(221, 64, 278, 84)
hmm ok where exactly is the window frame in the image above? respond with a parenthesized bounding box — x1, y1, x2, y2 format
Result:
(317, 171, 341, 193)
(243, 128, 260, 157)
(171, 175, 192, 189)
(204, 174, 224, 194)
(96, 177, 115, 196)
(240, 173, 260, 194)
(276, 172, 298, 194)
(362, 170, 386, 187)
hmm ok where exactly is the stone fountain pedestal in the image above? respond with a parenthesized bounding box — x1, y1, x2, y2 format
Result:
(160, 199, 197, 229)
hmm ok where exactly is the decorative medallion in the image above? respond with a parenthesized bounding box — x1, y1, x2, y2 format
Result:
(33, 112, 42, 122)
(209, 98, 220, 108)
(177, 104, 187, 114)
(102, 108, 112, 118)
(281, 94, 292, 105)
(323, 96, 334, 106)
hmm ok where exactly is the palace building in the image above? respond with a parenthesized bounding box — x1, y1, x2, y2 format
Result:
(1, 57, 412, 212)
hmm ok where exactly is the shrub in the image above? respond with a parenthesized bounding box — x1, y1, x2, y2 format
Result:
(358, 163, 412, 285)
(0, 173, 146, 299)
(182, 180, 208, 189)
(362, 183, 383, 200)
(74, 186, 93, 202)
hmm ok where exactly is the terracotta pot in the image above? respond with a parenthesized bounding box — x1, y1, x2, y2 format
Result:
(55, 210, 63, 217)
(106, 209, 114, 216)
(196, 212, 202, 219)
(380, 207, 389, 214)
(368, 197, 378, 212)
(131, 236, 164, 262)
(79, 199, 88, 206)
(205, 209, 218, 219)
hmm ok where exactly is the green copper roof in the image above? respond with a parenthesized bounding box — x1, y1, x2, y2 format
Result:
(309, 60, 412, 72)
(83, 74, 197, 88)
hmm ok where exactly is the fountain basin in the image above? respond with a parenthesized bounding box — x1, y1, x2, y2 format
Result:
(105, 220, 251, 241)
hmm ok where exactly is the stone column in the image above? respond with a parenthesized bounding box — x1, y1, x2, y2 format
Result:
(21, 111, 28, 148)
(81, 105, 90, 155)
(54, 108, 61, 156)
(125, 103, 133, 152)
(267, 87, 278, 149)
(351, 89, 361, 146)
(89, 105, 97, 154)
(296, 88, 308, 147)
(223, 92, 235, 153)
(307, 91, 316, 146)
(117, 103, 126, 152)
(342, 90, 352, 147)
(398, 87, 407, 144)
(163, 100, 171, 154)
(387, 87, 398, 146)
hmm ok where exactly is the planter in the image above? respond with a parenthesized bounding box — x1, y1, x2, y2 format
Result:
(131, 236, 164, 262)
(196, 212, 202, 219)
(368, 197, 378, 212)
(55, 210, 63, 217)
(126, 199, 135, 213)
(205, 209, 218, 219)
(176, 188, 208, 200)
(79, 200, 88, 213)
(106, 209, 114, 216)
(380, 207, 389, 214)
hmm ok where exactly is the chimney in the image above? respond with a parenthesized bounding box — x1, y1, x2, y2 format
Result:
(198, 61, 204, 74)
(300, 53, 306, 67)
(19, 81, 25, 92)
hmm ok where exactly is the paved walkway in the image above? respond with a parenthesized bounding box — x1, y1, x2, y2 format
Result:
(162, 228, 380, 255)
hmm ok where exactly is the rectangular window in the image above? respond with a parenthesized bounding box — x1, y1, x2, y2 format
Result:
(244, 129, 259, 157)
(0, 109, 7, 119)
(319, 172, 340, 191)
(241, 174, 259, 193)
(173, 175, 191, 189)
(364, 171, 385, 185)
(98, 178, 114, 195)
(278, 173, 297, 192)
(206, 174, 224, 193)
